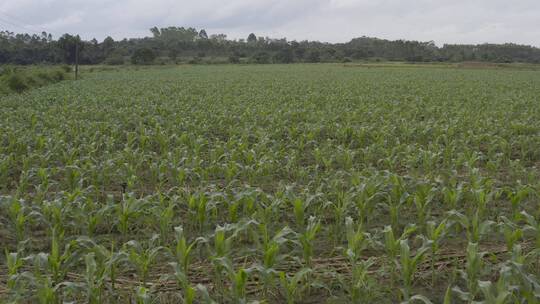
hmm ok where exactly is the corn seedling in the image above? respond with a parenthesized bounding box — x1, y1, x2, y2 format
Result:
(424, 219, 451, 285)
(398, 239, 430, 300)
(297, 216, 321, 267)
(453, 242, 486, 303)
(125, 235, 164, 287)
(279, 268, 313, 304)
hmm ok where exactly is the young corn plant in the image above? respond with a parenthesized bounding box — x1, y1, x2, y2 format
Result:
(156, 200, 176, 242)
(345, 217, 370, 263)
(187, 193, 213, 232)
(520, 210, 540, 248)
(169, 225, 205, 301)
(196, 284, 218, 304)
(279, 268, 313, 304)
(449, 210, 494, 243)
(520, 210, 540, 271)
(5, 250, 25, 300)
(297, 216, 321, 267)
(73, 197, 111, 237)
(347, 258, 377, 303)
(232, 267, 250, 304)
(343, 217, 375, 303)
(505, 185, 529, 221)
(39, 198, 71, 239)
(323, 188, 354, 242)
(398, 239, 430, 301)
(228, 198, 242, 223)
(0, 155, 13, 191)
(29, 237, 79, 303)
(506, 252, 540, 302)
(115, 194, 148, 238)
(413, 182, 436, 231)
(82, 252, 109, 304)
(213, 257, 252, 303)
(135, 286, 151, 304)
(15, 169, 32, 198)
(35, 275, 59, 304)
(170, 262, 198, 304)
(453, 242, 486, 303)
(424, 219, 451, 285)
(255, 226, 293, 298)
(172, 226, 202, 277)
(7, 197, 36, 244)
(382, 224, 417, 293)
(353, 179, 381, 227)
(34, 167, 51, 202)
(208, 224, 242, 299)
(384, 174, 410, 232)
(292, 197, 307, 231)
(476, 266, 514, 304)
(94, 241, 126, 294)
(46, 227, 79, 284)
(498, 216, 523, 252)
(125, 234, 164, 287)
(442, 182, 463, 211)
(469, 178, 498, 219)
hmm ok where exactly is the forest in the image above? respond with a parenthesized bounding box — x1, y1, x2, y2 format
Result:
(2, 26, 540, 65)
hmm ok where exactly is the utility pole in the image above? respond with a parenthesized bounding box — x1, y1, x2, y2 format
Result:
(75, 42, 79, 80)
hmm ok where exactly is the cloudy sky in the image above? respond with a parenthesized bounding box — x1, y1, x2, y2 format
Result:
(0, 0, 539, 46)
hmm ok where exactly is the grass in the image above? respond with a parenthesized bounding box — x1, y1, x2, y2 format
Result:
(0, 65, 70, 95)
(1, 64, 540, 303)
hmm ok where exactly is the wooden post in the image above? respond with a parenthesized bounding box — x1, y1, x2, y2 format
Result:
(75, 42, 79, 80)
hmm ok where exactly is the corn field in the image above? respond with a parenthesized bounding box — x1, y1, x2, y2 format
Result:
(1, 64, 540, 303)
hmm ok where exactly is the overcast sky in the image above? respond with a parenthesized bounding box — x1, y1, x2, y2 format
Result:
(0, 0, 539, 46)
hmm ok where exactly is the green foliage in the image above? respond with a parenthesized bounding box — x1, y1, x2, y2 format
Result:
(252, 52, 270, 64)
(1, 65, 540, 303)
(7, 72, 29, 93)
(131, 48, 156, 65)
(104, 53, 125, 65)
(0, 66, 69, 95)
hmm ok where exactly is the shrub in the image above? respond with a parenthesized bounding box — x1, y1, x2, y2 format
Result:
(229, 54, 240, 64)
(36, 71, 52, 81)
(188, 56, 202, 64)
(131, 48, 156, 65)
(52, 70, 65, 81)
(104, 54, 125, 65)
(155, 57, 170, 65)
(252, 52, 270, 64)
(272, 49, 294, 64)
(7, 73, 29, 93)
(306, 50, 321, 63)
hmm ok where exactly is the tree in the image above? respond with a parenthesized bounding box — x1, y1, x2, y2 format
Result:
(131, 48, 156, 65)
(57, 34, 82, 64)
(150, 27, 161, 38)
(247, 33, 257, 43)
(102, 36, 115, 56)
(306, 50, 320, 63)
(252, 52, 270, 64)
(104, 51, 125, 65)
(229, 53, 240, 63)
(273, 48, 294, 63)
(199, 29, 208, 39)
(4, 25, 540, 65)
(210, 34, 227, 42)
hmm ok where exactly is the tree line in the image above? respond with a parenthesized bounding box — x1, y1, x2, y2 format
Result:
(2, 27, 540, 65)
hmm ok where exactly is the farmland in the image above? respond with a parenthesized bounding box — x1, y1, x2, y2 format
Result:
(1, 64, 540, 303)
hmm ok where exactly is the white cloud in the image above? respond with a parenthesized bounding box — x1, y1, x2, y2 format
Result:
(0, 0, 538, 46)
